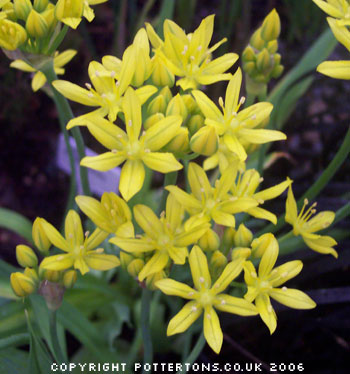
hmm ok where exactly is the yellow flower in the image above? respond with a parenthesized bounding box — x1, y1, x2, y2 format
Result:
(285, 185, 338, 258)
(313, 0, 350, 25)
(243, 236, 316, 334)
(230, 168, 292, 224)
(146, 15, 238, 90)
(78, 88, 183, 201)
(110, 194, 210, 281)
(316, 17, 350, 79)
(166, 162, 258, 230)
(76, 192, 133, 236)
(192, 68, 286, 162)
(40, 210, 119, 275)
(0, 18, 27, 51)
(156, 245, 257, 354)
(10, 272, 36, 297)
(53, 52, 157, 124)
(10, 49, 77, 91)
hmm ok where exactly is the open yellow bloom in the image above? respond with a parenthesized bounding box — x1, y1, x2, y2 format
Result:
(40, 210, 120, 275)
(166, 162, 258, 230)
(192, 68, 286, 161)
(313, 0, 350, 25)
(230, 168, 291, 224)
(285, 185, 338, 257)
(146, 15, 238, 90)
(10, 49, 76, 91)
(156, 245, 257, 354)
(78, 87, 183, 201)
(110, 195, 210, 281)
(53, 50, 156, 124)
(75, 192, 133, 236)
(244, 236, 316, 334)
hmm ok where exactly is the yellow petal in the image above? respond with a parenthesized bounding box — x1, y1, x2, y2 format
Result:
(122, 87, 142, 142)
(269, 260, 303, 287)
(40, 254, 74, 271)
(41, 219, 70, 252)
(81, 152, 125, 171)
(269, 288, 316, 309)
(212, 259, 244, 294)
(143, 115, 182, 150)
(223, 133, 247, 161)
(215, 294, 258, 316)
(64, 210, 84, 247)
(10, 59, 36, 72)
(188, 162, 211, 200)
(52, 80, 99, 106)
(224, 68, 242, 115)
(167, 301, 202, 336)
(203, 306, 223, 354)
(142, 152, 182, 173)
(192, 90, 222, 121)
(134, 204, 162, 239)
(211, 209, 236, 227)
(138, 251, 169, 281)
(175, 223, 210, 247)
(189, 245, 211, 290)
(303, 235, 338, 258)
(255, 294, 277, 334)
(312, 0, 343, 18)
(258, 235, 278, 278)
(74, 257, 90, 275)
(327, 17, 350, 51)
(85, 252, 120, 271)
(190, 126, 218, 156)
(156, 279, 197, 299)
(166, 186, 202, 210)
(54, 49, 77, 68)
(239, 128, 287, 144)
(200, 53, 238, 75)
(307, 211, 335, 232)
(247, 207, 277, 224)
(85, 228, 109, 250)
(167, 246, 188, 265)
(32, 71, 47, 92)
(285, 184, 298, 224)
(254, 179, 291, 201)
(317, 60, 350, 80)
(110, 237, 154, 253)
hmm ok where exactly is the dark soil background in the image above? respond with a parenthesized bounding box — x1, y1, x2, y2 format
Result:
(0, 1, 349, 373)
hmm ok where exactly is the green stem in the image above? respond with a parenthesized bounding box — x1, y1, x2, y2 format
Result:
(49, 310, 66, 364)
(245, 93, 256, 107)
(47, 25, 68, 55)
(177, 333, 205, 374)
(141, 288, 153, 373)
(41, 60, 91, 197)
(257, 126, 350, 236)
(277, 230, 293, 245)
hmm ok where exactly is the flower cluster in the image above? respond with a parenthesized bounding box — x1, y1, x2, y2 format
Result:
(10, 10, 338, 354)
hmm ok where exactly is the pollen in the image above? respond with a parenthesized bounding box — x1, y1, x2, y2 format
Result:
(128, 120, 132, 127)
(191, 306, 197, 312)
(111, 149, 117, 153)
(84, 231, 90, 237)
(199, 276, 205, 283)
(85, 83, 92, 89)
(110, 71, 116, 77)
(282, 286, 287, 291)
(240, 96, 246, 105)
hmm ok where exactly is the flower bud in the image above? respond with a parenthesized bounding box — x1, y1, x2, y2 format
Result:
(267, 40, 278, 54)
(210, 250, 228, 270)
(166, 94, 188, 121)
(243, 61, 256, 76)
(190, 126, 218, 156)
(249, 29, 265, 50)
(256, 48, 271, 72)
(32, 217, 51, 254)
(147, 94, 167, 116)
(198, 229, 220, 252)
(39, 280, 65, 310)
(231, 247, 251, 260)
(24, 267, 40, 285)
(26, 8, 48, 38)
(144, 112, 164, 130)
(251, 233, 277, 258)
(146, 271, 165, 290)
(0, 19, 27, 51)
(34, 0, 49, 13)
(16, 245, 38, 268)
(63, 270, 77, 289)
(261, 9, 281, 42)
(13, 0, 32, 21)
(159, 86, 173, 104)
(234, 224, 253, 248)
(43, 269, 61, 283)
(182, 94, 197, 114)
(119, 251, 133, 269)
(271, 64, 284, 79)
(242, 46, 256, 62)
(164, 127, 189, 154)
(127, 259, 145, 278)
(42, 3, 57, 33)
(55, 0, 84, 29)
(222, 227, 236, 251)
(187, 114, 204, 136)
(150, 54, 174, 87)
(11, 272, 36, 297)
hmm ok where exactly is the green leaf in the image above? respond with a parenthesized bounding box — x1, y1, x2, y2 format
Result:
(0, 300, 27, 338)
(0, 348, 29, 374)
(0, 276, 18, 300)
(0, 333, 29, 350)
(0, 208, 33, 245)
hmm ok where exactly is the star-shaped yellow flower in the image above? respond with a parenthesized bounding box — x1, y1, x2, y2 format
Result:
(243, 235, 316, 334)
(285, 184, 338, 257)
(146, 15, 238, 90)
(192, 68, 286, 161)
(110, 195, 210, 281)
(156, 245, 257, 354)
(78, 87, 183, 201)
(313, 0, 350, 25)
(40, 210, 119, 275)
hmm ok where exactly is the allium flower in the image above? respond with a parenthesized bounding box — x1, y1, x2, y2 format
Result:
(146, 15, 238, 90)
(285, 185, 338, 257)
(156, 246, 257, 353)
(40, 210, 119, 275)
(313, 0, 350, 25)
(244, 236, 316, 334)
(192, 68, 286, 161)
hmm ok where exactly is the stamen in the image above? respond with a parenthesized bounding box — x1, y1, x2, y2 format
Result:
(95, 71, 100, 77)
(199, 276, 205, 283)
(142, 131, 146, 136)
(128, 120, 132, 127)
(267, 305, 273, 313)
(250, 272, 257, 278)
(188, 292, 194, 296)
(259, 177, 264, 182)
(191, 306, 197, 312)
(221, 299, 226, 305)
(85, 83, 92, 89)
(115, 80, 120, 87)
(190, 55, 195, 60)
(96, 248, 104, 253)
(218, 97, 224, 110)
(206, 313, 211, 319)
(239, 96, 246, 105)
(110, 70, 116, 78)
(181, 45, 188, 55)
(144, 148, 151, 153)
(84, 231, 90, 237)
(282, 286, 287, 291)
(88, 93, 94, 98)
(111, 149, 117, 153)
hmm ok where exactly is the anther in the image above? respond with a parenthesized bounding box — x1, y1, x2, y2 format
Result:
(188, 292, 194, 296)
(128, 120, 132, 127)
(111, 149, 117, 153)
(96, 248, 104, 253)
(95, 71, 100, 77)
(85, 83, 92, 89)
(206, 313, 211, 319)
(304, 198, 309, 205)
(251, 114, 257, 120)
(110, 71, 116, 77)
(239, 96, 246, 105)
(181, 45, 188, 55)
(191, 306, 197, 312)
(282, 286, 287, 291)
(250, 272, 257, 278)
(267, 305, 273, 313)
(144, 149, 151, 153)
(259, 177, 264, 182)
(221, 299, 226, 305)
(199, 276, 205, 283)
(197, 46, 202, 51)
(101, 93, 107, 98)
(115, 80, 120, 87)
(190, 55, 195, 60)
(84, 231, 90, 237)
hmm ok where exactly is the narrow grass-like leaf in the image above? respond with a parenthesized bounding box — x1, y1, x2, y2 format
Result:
(0, 208, 33, 245)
